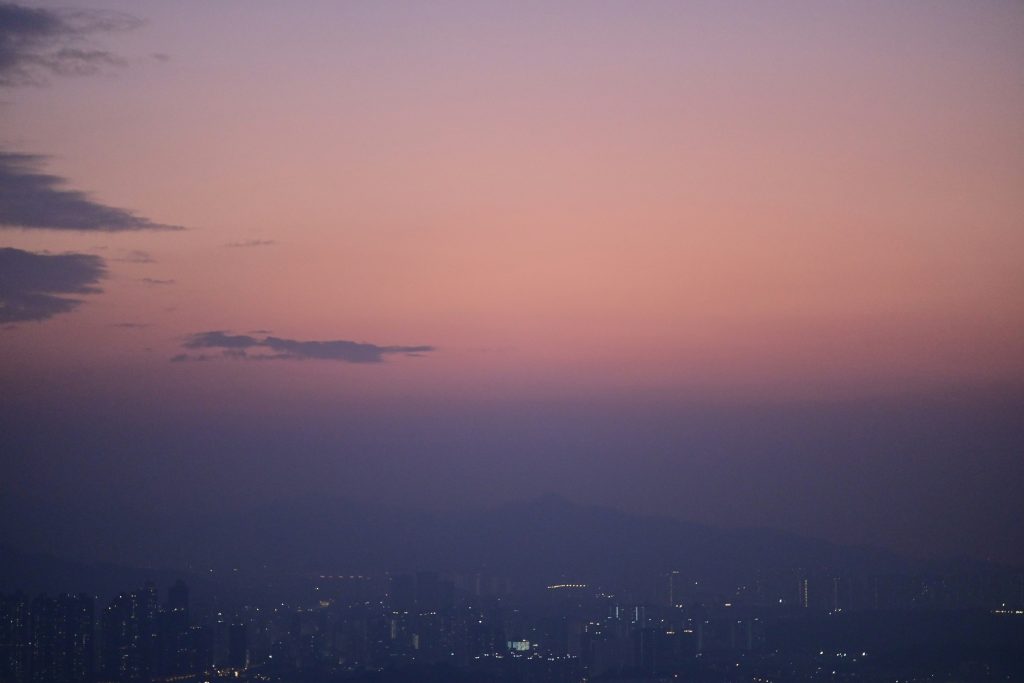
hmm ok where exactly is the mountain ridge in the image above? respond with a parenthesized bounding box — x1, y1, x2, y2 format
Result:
(6, 494, 1013, 600)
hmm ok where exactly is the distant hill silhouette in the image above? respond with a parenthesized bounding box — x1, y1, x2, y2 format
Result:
(0, 543, 215, 602)
(2, 493, 973, 597)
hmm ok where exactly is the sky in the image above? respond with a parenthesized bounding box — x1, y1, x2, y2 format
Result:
(1, 1, 1023, 564)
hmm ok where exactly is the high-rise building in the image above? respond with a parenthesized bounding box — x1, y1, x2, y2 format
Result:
(101, 584, 159, 682)
(0, 592, 29, 683)
(387, 575, 416, 614)
(27, 594, 93, 683)
(162, 580, 191, 675)
(228, 617, 247, 670)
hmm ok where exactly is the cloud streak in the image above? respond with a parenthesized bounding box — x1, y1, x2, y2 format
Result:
(0, 2, 140, 86)
(0, 153, 183, 232)
(0, 247, 105, 323)
(224, 239, 276, 248)
(178, 331, 434, 363)
(115, 250, 157, 263)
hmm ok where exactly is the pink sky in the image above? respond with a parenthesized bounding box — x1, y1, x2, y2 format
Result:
(2, 1, 1024, 562)
(4, 2, 1022, 407)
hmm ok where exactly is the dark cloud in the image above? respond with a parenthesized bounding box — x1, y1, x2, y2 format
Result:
(178, 331, 434, 363)
(185, 331, 259, 349)
(30, 47, 124, 76)
(0, 153, 183, 232)
(0, 246, 105, 323)
(0, 2, 140, 86)
(111, 322, 149, 329)
(224, 239, 276, 248)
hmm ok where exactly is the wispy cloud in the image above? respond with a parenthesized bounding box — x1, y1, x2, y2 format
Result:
(224, 239, 276, 248)
(115, 250, 156, 263)
(176, 331, 434, 363)
(0, 247, 105, 323)
(0, 2, 141, 87)
(170, 352, 209, 363)
(0, 153, 183, 231)
(140, 277, 174, 286)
